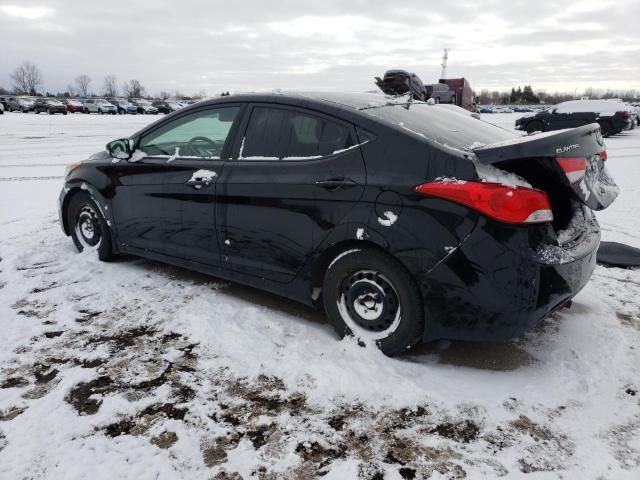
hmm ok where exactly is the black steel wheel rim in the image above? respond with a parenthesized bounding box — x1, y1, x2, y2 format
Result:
(75, 205, 102, 248)
(339, 270, 400, 335)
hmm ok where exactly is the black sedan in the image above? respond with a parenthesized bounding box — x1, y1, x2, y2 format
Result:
(34, 98, 68, 114)
(516, 100, 632, 136)
(58, 92, 618, 355)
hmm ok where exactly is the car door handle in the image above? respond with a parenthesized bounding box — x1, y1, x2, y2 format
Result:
(315, 178, 358, 190)
(185, 179, 213, 189)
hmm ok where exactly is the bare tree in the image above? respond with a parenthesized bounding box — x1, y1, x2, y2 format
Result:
(67, 84, 77, 97)
(10, 61, 43, 95)
(103, 75, 118, 97)
(75, 74, 92, 97)
(124, 79, 145, 98)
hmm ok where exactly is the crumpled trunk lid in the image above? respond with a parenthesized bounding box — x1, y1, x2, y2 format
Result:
(472, 123, 619, 211)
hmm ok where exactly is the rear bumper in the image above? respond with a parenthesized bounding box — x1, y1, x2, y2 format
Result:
(420, 215, 599, 342)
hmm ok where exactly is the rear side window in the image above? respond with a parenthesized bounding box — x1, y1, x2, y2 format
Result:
(240, 107, 352, 160)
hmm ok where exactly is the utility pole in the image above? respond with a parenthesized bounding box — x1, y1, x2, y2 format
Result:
(441, 48, 450, 79)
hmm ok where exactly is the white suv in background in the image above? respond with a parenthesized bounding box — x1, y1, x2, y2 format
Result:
(82, 99, 117, 115)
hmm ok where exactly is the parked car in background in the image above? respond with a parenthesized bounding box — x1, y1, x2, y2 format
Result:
(151, 100, 179, 114)
(6, 96, 35, 112)
(64, 99, 85, 113)
(34, 98, 68, 115)
(0, 102, 4, 114)
(59, 91, 618, 355)
(108, 98, 138, 115)
(130, 99, 159, 114)
(0, 96, 9, 109)
(425, 83, 456, 104)
(479, 106, 495, 113)
(515, 99, 633, 136)
(82, 99, 117, 115)
(375, 70, 427, 101)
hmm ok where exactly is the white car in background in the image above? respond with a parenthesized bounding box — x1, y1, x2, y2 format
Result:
(82, 99, 117, 115)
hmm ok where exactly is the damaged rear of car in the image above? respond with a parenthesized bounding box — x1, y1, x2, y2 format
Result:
(348, 97, 619, 343)
(420, 122, 618, 340)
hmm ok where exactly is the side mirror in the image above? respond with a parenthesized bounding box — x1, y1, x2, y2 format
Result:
(106, 138, 131, 160)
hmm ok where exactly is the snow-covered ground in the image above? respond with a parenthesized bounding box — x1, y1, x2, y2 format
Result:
(1, 111, 639, 479)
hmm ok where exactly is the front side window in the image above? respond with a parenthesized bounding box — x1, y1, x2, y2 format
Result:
(240, 107, 352, 160)
(140, 106, 239, 158)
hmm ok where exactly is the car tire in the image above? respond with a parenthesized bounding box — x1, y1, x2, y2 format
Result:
(67, 191, 114, 262)
(526, 121, 544, 133)
(322, 248, 424, 356)
(21, 107, 26, 113)
(98, 109, 103, 115)
(434, 97, 440, 104)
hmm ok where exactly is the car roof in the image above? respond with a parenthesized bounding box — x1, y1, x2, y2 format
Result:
(196, 91, 422, 113)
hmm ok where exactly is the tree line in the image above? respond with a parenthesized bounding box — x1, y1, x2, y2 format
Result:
(3, 61, 195, 99)
(477, 85, 640, 105)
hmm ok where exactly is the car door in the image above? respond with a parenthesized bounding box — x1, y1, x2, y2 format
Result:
(216, 104, 366, 283)
(110, 105, 243, 265)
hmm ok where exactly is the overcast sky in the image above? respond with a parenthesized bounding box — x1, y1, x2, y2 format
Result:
(1, 0, 639, 97)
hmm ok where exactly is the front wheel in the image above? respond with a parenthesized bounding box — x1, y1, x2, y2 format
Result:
(322, 249, 424, 356)
(67, 192, 114, 261)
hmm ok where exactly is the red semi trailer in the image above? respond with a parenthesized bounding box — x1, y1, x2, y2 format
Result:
(439, 78, 476, 112)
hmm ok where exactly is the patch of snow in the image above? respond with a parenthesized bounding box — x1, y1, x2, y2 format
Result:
(188, 169, 217, 184)
(129, 149, 147, 162)
(377, 211, 398, 227)
(434, 176, 468, 184)
(474, 161, 532, 188)
(167, 147, 180, 163)
(356, 227, 366, 240)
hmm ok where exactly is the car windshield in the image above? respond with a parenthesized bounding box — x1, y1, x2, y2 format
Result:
(96, 100, 110, 105)
(47, 100, 63, 105)
(362, 102, 517, 150)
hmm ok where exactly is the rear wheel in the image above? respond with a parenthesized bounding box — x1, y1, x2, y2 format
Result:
(322, 249, 424, 356)
(67, 192, 114, 261)
(526, 121, 544, 133)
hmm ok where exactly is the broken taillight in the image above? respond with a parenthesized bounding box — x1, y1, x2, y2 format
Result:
(414, 181, 553, 224)
(556, 157, 587, 184)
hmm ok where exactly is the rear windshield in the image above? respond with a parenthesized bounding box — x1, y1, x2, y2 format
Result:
(362, 103, 517, 150)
